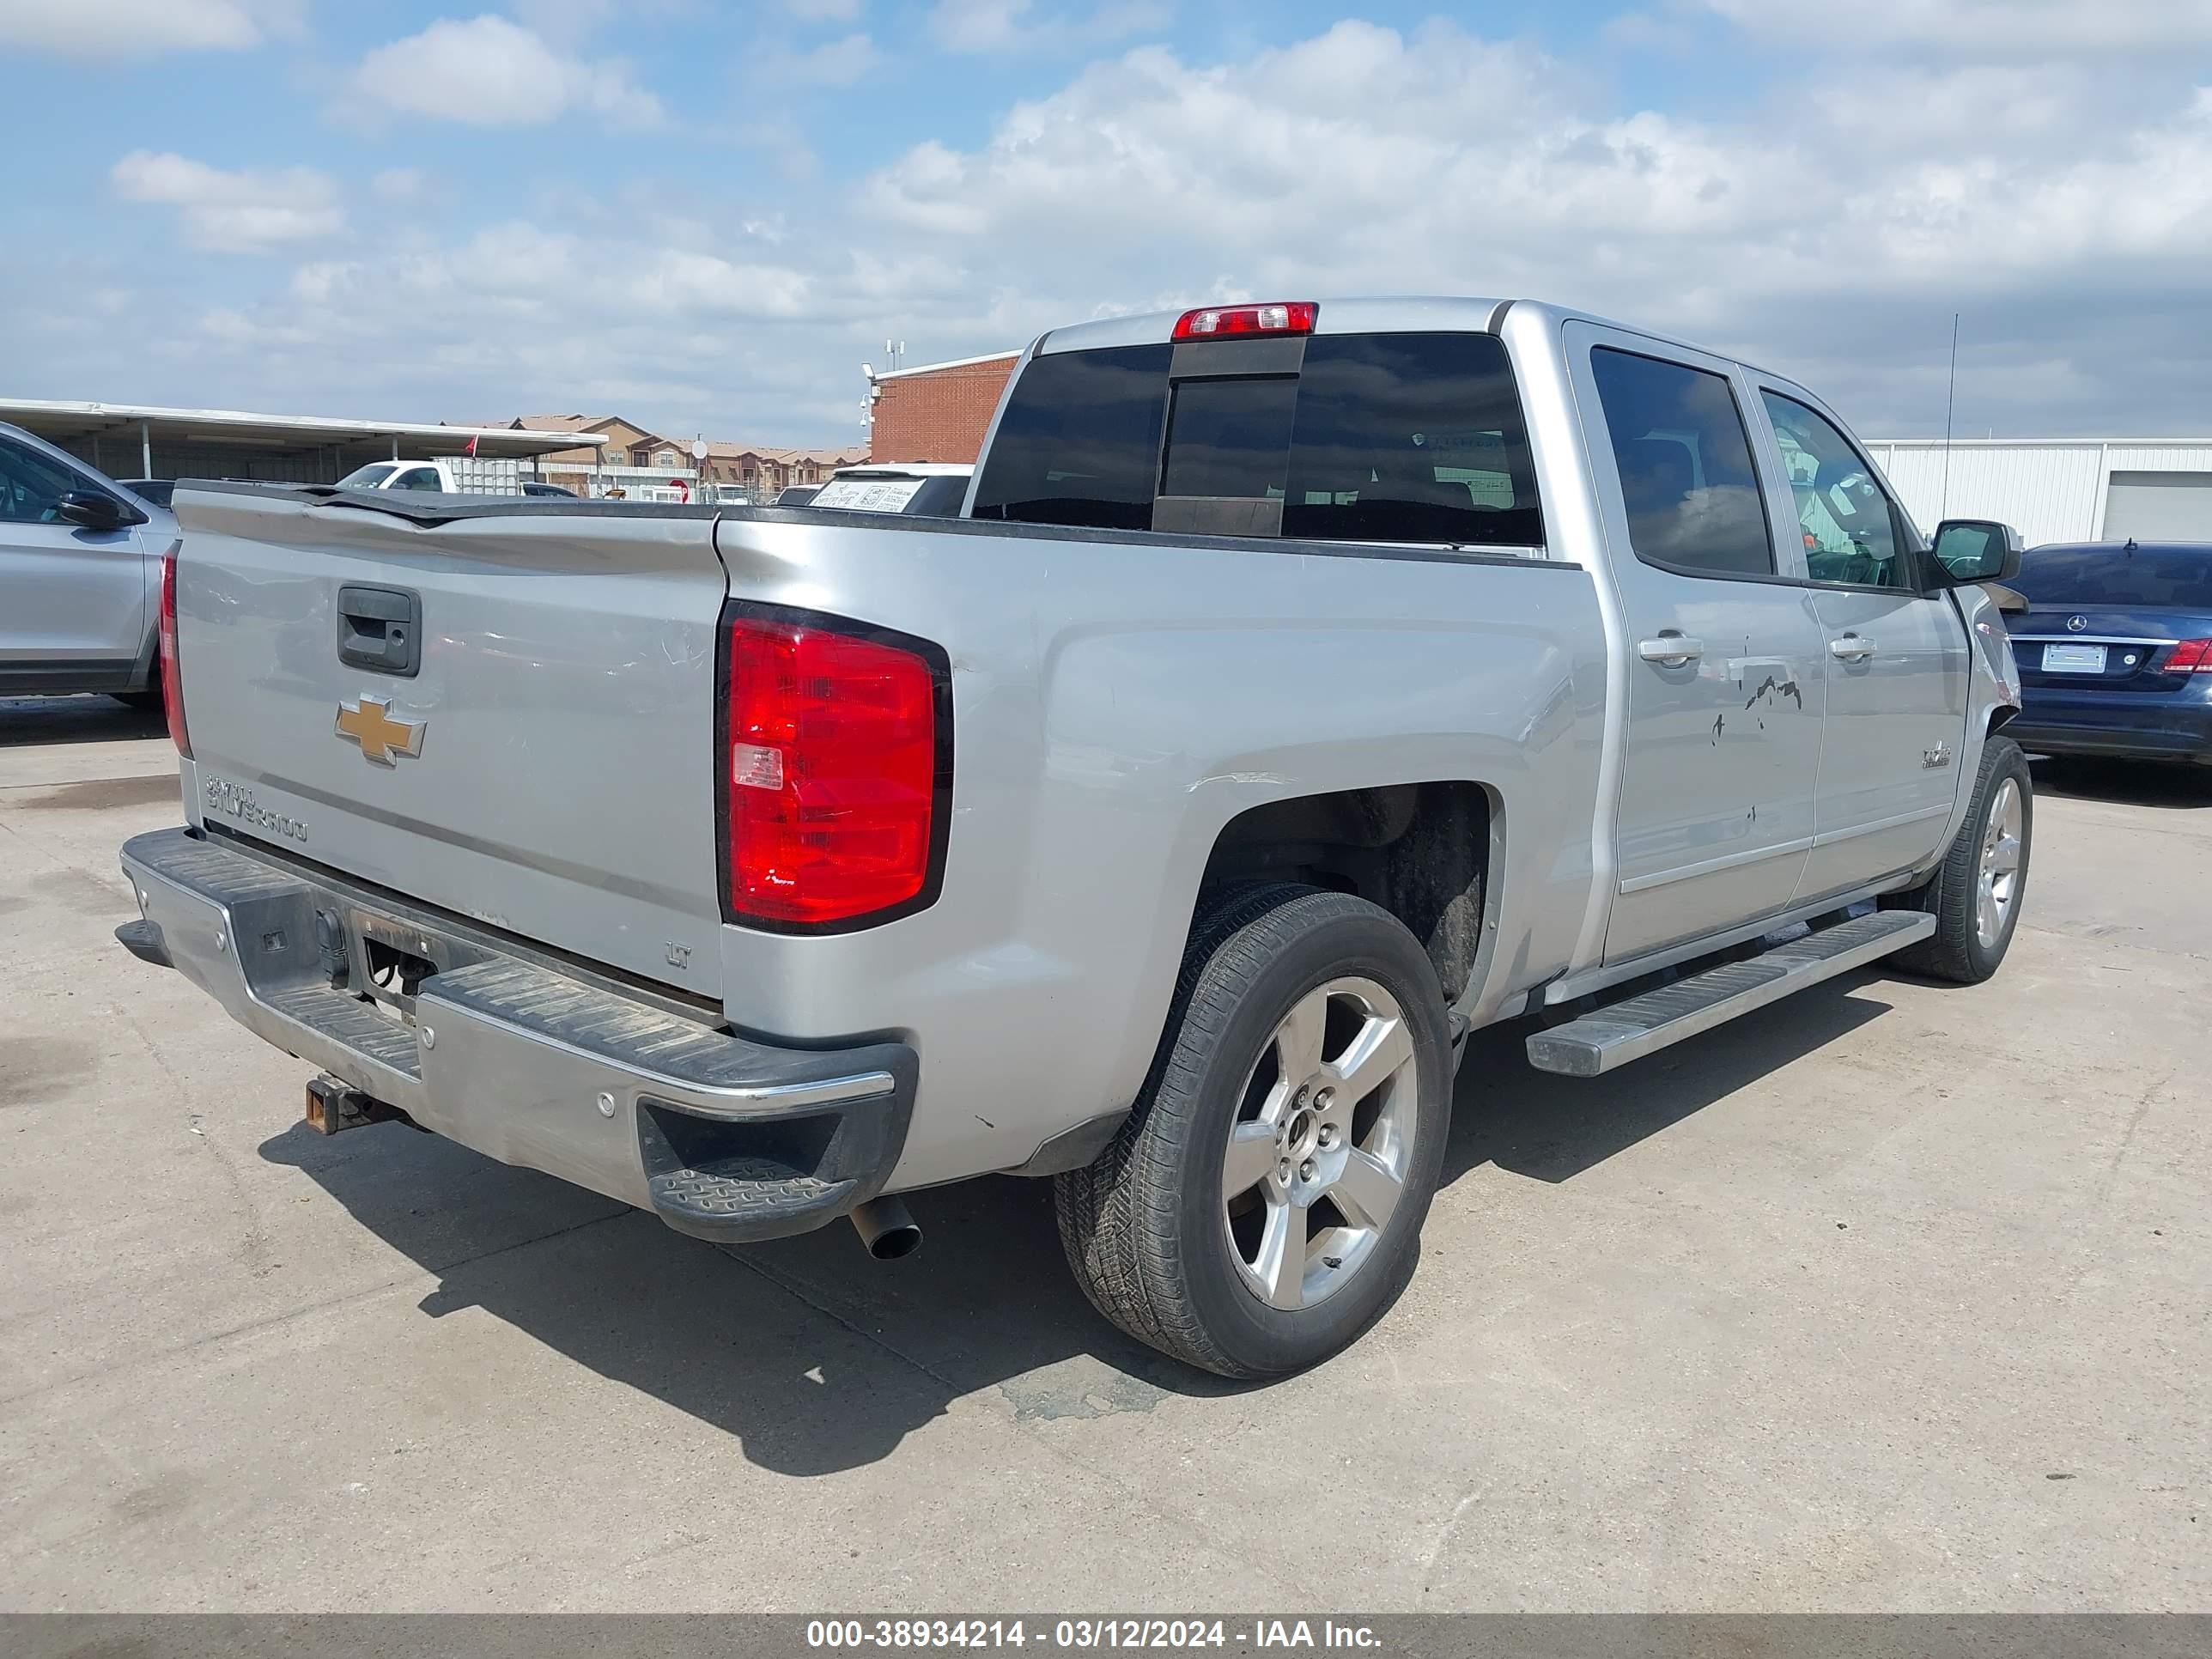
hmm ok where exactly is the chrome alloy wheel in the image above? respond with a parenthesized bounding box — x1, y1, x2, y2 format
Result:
(1220, 975, 1420, 1311)
(1977, 776, 2025, 951)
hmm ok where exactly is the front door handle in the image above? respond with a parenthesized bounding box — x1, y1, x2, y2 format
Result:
(1638, 635, 1703, 666)
(1829, 634, 1875, 662)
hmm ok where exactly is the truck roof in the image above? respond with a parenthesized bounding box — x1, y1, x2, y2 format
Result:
(1034, 296, 1783, 382)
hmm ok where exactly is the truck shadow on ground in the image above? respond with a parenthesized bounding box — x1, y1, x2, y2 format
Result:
(2028, 755, 2212, 809)
(0, 695, 165, 749)
(257, 976, 1892, 1476)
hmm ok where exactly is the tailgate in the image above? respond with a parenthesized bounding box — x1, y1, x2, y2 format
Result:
(169, 486, 731, 1000)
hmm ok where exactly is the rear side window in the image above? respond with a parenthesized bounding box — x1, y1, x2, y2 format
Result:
(1590, 348, 1773, 578)
(972, 331, 1545, 547)
(969, 344, 1170, 529)
(2016, 545, 2212, 609)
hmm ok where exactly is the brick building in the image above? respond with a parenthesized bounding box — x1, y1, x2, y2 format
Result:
(866, 350, 1019, 464)
(694, 441, 866, 499)
(480, 416, 860, 501)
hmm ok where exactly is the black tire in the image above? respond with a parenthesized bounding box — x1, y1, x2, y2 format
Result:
(1883, 734, 2033, 983)
(1054, 885, 1454, 1378)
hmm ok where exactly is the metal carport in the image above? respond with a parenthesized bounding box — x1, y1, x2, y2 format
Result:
(0, 398, 604, 486)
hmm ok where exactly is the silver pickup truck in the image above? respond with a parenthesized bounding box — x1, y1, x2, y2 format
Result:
(117, 297, 2031, 1378)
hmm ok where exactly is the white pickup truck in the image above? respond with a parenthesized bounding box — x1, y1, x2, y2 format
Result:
(334, 456, 526, 495)
(118, 297, 2029, 1378)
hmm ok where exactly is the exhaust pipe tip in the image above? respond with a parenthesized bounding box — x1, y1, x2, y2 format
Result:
(850, 1194, 922, 1261)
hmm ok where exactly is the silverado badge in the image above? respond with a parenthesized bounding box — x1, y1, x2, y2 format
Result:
(335, 696, 425, 766)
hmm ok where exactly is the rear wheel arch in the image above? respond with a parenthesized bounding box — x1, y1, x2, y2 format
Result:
(1192, 780, 1498, 1006)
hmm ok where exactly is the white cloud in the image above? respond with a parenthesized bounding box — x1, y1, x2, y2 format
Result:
(348, 15, 664, 129)
(110, 150, 343, 252)
(0, 0, 300, 53)
(858, 21, 2212, 430)
(1698, 0, 2212, 51)
(929, 0, 1168, 55)
(32, 18, 2212, 444)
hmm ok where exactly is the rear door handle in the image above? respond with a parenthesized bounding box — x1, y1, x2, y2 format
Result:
(1638, 635, 1703, 666)
(1829, 634, 1875, 661)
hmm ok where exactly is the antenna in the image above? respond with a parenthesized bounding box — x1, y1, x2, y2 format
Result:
(1939, 312, 1960, 520)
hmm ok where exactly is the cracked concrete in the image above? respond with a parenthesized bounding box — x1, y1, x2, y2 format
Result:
(0, 699, 2206, 1612)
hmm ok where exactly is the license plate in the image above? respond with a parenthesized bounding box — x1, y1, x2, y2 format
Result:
(2042, 642, 2107, 673)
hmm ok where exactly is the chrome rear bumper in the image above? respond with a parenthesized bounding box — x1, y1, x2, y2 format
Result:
(117, 827, 916, 1242)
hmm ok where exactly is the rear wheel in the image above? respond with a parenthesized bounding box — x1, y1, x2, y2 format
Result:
(1054, 886, 1453, 1378)
(1885, 734, 2032, 983)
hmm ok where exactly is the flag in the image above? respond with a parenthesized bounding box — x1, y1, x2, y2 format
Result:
(464, 434, 480, 458)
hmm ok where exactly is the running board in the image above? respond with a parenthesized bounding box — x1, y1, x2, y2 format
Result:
(1525, 910, 1936, 1078)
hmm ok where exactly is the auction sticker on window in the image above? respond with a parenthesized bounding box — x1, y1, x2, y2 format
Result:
(811, 477, 927, 513)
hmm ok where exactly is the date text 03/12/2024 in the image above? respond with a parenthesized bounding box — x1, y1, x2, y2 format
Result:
(805, 1620, 1382, 1650)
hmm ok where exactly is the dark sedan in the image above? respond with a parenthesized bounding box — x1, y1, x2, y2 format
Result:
(2005, 539, 2212, 764)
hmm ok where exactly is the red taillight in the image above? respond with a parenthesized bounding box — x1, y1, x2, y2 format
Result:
(1171, 301, 1317, 341)
(721, 612, 945, 928)
(158, 539, 190, 757)
(2166, 639, 2212, 672)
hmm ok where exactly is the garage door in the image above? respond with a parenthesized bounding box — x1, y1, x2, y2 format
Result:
(2101, 471, 2212, 540)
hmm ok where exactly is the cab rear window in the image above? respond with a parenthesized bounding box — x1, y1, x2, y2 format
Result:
(971, 331, 1544, 548)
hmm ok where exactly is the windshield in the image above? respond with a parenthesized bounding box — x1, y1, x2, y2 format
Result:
(337, 463, 398, 489)
(971, 331, 1543, 546)
(2015, 544, 2212, 609)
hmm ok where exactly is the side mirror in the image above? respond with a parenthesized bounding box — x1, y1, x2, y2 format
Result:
(1929, 518, 2023, 586)
(56, 489, 133, 532)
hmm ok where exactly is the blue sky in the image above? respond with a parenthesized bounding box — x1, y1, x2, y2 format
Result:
(3, 0, 2209, 447)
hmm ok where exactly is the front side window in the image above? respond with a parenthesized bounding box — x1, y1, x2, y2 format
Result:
(0, 441, 84, 525)
(1759, 391, 1911, 589)
(392, 467, 444, 491)
(1590, 347, 1773, 578)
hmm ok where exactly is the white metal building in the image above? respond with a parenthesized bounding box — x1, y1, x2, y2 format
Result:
(1864, 438, 2212, 548)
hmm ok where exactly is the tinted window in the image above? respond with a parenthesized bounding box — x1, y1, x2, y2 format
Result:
(1161, 377, 1297, 498)
(970, 343, 1170, 529)
(1591, 348, 1772, 577)
(0, 441, 85, 525)
(337, 463, 398, 489)
(1759, 391, 1911, 588)
(2015, 544, 2212, 609)
(127, 480, 177, 507)
(393, 467, 444, 491)
(1283, 332, 1542, 546)
(902, 476, 970, 516)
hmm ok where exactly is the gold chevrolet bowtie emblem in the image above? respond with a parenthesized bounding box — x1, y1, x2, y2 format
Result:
(334, 696, 425, 766)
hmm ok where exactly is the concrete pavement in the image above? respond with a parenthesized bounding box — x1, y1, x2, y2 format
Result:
(1, 697, 2204, 1612)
